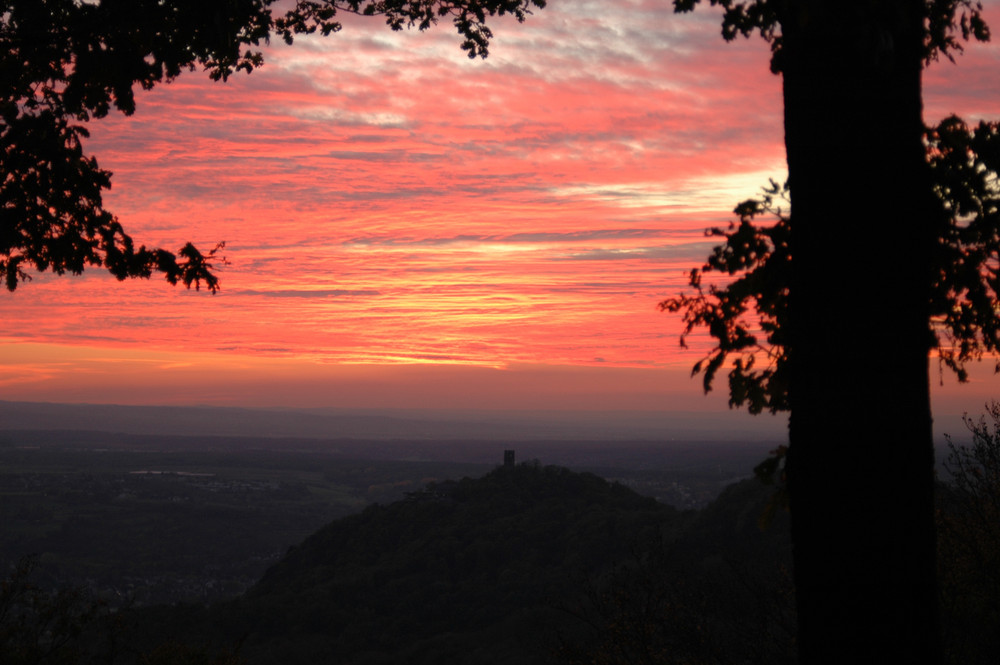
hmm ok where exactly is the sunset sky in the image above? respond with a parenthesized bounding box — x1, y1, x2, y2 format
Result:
(2, 2, 999, 429)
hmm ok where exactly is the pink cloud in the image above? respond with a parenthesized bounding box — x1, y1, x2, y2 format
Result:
(5, 3, 998, 411)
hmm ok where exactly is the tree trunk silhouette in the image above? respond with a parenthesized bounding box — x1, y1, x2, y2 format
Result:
(782, 2, 941, 663)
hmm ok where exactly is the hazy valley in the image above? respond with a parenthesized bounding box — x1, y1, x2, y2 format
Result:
(2, 401, 995, 664)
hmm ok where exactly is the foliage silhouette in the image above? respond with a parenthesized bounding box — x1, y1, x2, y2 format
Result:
(673, 0, 988, 72)
(661, 179, 791, 415)
(1, 556, 102, 665)
(558, 478, 796, 665)
(1, 554, 248, 665)
(662, 116, 1000, 414)
(0, 0, 544, 291)
(938, 402, 1000, 665)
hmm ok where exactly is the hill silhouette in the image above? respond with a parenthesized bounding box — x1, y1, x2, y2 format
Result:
(126, 463, 679, 664)
(235, 463, 680, 663)
(133, 462, 796, 665)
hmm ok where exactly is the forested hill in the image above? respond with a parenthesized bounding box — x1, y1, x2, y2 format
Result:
(169, 463, 794, 665)
(167, 463, 683, 665)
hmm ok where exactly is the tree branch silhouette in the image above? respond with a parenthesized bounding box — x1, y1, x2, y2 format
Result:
(662, 116, 1000, 414)
(1, 0, 544, 291)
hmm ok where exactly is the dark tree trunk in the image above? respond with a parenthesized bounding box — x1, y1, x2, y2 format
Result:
(781, 2, 941, 663)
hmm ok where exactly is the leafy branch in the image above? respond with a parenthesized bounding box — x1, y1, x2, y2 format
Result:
(663, 117, 1000, 414)
(660, 179, 790, 415)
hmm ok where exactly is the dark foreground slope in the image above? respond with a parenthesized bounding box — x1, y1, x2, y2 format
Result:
(166, 464, 683, 665)
(559, 477, 796, 665)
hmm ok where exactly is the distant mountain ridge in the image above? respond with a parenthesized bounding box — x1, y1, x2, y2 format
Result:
(0, 400, 789, 442)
